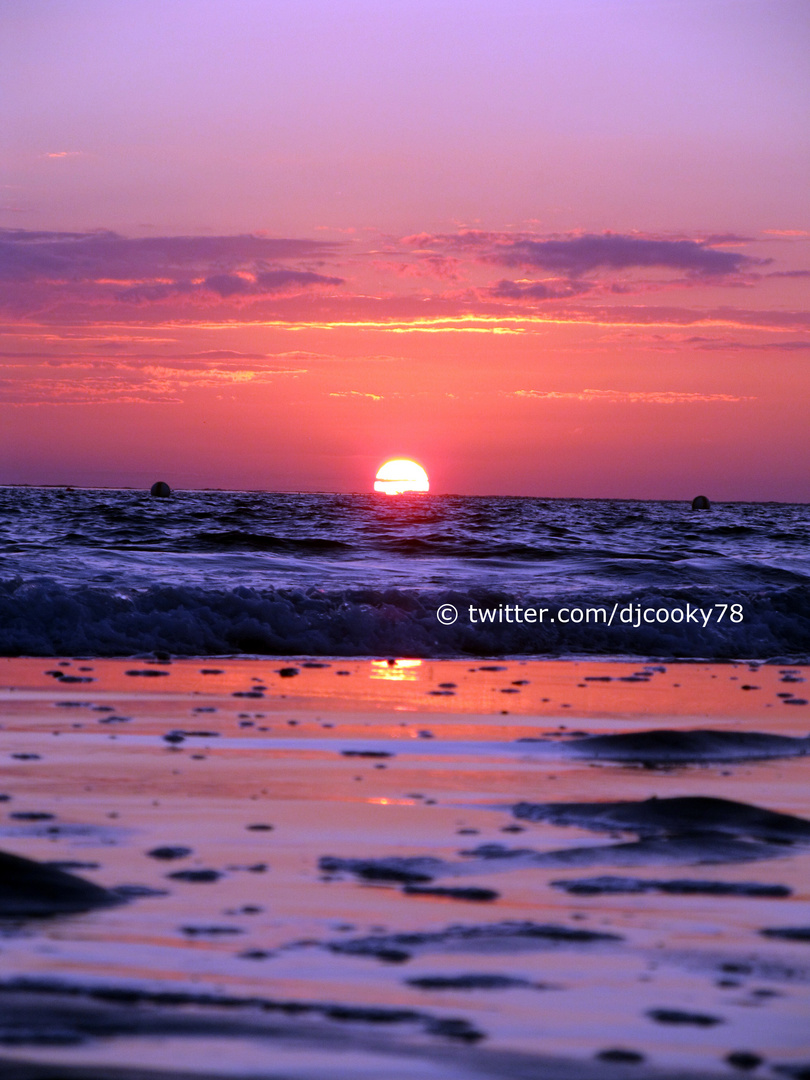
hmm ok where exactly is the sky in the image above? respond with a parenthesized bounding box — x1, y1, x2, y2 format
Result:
(1, 0, 808, 499)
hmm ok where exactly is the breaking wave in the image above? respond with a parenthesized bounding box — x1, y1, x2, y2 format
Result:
(0, 578, 807, 659)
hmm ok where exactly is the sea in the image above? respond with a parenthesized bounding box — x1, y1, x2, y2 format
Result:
(0, 487, 808, 659)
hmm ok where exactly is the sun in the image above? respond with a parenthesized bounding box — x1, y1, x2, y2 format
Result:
(374, 458, 430, 495)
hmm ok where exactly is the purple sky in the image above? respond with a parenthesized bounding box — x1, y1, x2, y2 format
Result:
(1, 1, 808, 498)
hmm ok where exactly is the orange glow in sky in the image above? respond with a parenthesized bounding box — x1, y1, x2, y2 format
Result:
(1, 2, 808, 500)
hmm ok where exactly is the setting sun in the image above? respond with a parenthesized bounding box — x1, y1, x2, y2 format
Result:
(374, 459, 430, 495)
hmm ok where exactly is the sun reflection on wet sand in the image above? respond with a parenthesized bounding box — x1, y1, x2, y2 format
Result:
(370, 658, 423, 681)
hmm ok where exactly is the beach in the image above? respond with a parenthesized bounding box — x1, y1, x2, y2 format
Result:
(1, 656, 808, 1078)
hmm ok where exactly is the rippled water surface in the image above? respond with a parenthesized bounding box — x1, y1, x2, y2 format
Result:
(0, 488, 808, 658)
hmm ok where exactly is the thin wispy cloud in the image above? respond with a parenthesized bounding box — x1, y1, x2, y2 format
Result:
(487, 278, 595, 300)
(636, 335, 810, 353)
(511, 389, 754, 404)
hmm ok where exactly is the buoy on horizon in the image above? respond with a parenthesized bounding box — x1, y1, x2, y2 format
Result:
(691, 495, 711, 510)
(150, 481, 171, 498)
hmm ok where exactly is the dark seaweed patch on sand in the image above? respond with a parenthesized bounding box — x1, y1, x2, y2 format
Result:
(0, 850, 122, 917)
(512, 796, 810, 843)
(498, 796, 810, 867)
(319, 855, 444, 883)
(166, 869, 222, 883)
(460, 833, 792, 869)
(180, 925, 244, 937)
(646, 1008, 723, 1027)
(402, 885, 499, 902)
(517, 729, 810, 764)
(773, 1065, 810, 1080)
(341, 750, 393, 758)
(551, 876, 792, 897)
(760, 927, 810, 943)
(323, 795, 810, 887)
(147, 846, 192, 861)
(0, 978, 484, 1045)
(327, 920, 622, 962)
(406, 974, 541, 990)
(596, 1047, 645, 1063)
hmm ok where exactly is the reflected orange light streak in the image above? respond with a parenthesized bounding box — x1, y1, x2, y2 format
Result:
(370, 659, 423, 681)
(367, 797, 418, 806)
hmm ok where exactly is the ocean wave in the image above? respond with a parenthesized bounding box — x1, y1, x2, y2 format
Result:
(188, 530, 354, 553)
(0, 578, 807, 659)
(381, 537, 565, 560)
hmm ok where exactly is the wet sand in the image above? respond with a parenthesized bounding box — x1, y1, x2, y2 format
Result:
(0, 657, 809, 1078)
